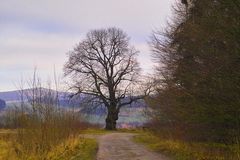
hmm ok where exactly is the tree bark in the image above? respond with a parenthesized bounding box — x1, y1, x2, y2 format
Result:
(105, 107, 119, 130)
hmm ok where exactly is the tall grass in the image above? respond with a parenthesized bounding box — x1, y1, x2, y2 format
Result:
(1, 73, 95, 159)
(234, 136, 240, 159)
(46, 137, 97, 160)
(134, 131, 240, 160)
(7, 108, 86, 159)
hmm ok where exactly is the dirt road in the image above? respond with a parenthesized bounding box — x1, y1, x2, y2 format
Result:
(95, 133, 170, 160)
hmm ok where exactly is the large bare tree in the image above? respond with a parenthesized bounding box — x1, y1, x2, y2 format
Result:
(64, 27, 143, 130)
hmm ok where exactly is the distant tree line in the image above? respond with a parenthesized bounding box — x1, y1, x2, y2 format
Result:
(0, 99, 6, 110)
(149, 0, 240, 143)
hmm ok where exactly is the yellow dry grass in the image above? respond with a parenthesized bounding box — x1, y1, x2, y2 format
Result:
(0, 130, 97, 160)
(134, 132, 240, 160)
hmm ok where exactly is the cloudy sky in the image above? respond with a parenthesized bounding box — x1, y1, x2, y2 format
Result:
(0, 0, 175, 91)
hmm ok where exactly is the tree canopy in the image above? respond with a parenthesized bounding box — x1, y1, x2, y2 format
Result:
(64, 27, 143, 130)
(150, 0, 240, 142)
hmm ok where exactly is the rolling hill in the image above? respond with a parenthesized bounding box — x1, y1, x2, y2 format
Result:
(0, 88, 148, 127)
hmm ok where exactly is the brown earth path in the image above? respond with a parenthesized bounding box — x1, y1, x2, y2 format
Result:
(84, 133, 170, 160)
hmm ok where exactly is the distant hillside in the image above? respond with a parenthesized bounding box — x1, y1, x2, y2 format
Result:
(0, 88, 70, 102)
(0, 89, 147, 109)
(0, 90, 22, 102)
(0, 89, 148, 126)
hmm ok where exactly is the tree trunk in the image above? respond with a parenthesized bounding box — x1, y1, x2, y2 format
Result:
(105, 107, 119, 130)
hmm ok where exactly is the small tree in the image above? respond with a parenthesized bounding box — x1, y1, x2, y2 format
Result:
(64, 27, 143, 130)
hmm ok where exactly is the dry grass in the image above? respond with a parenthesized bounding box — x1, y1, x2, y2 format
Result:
(47, 137, 97, 160)
(0, 130, 97, 160)
(134, 132, 240, 160)
(0, 107, 98, 160)
(0, 129, 16, 134)
(81, 128, 112, 135)
(0, 139, 9, 159)
(0, 75, 99, 160)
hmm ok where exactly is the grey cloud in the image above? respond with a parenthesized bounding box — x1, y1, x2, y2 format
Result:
(0, 0, 175, 91)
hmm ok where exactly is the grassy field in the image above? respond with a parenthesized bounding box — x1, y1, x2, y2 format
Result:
(81, 128, 141, 135)
(134, 131, 240, 160)
(46, 137, 97, 160)
(0, 128, 140, 160)
(3, 128, 239, 160)
(0, 139, 9, 159)
(0, 129, 97, 160)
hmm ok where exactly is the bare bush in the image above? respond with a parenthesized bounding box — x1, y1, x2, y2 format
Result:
(4, 71, 90, 159)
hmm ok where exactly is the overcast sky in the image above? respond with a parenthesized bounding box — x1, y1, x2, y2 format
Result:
(0, 0, 175, 91)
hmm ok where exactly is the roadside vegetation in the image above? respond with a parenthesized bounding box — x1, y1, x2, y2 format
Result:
(46, 137, 97, 160)
(81, 128, 141, 135)
(0, 130, 97, 160)
(0, 134, 10, 159)
(141, 0, 240, 159)
(0, 74, 98, 160)
(134, 131, 240, 160)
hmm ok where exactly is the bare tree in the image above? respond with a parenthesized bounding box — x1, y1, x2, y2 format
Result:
(64, 27, 144, 130)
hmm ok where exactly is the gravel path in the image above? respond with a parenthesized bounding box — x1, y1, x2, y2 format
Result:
(94, 133, 170, 160)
